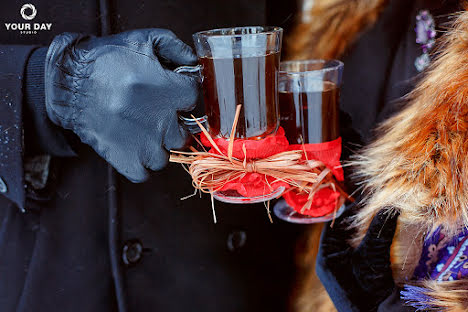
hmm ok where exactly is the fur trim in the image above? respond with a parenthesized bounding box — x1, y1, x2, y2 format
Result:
(286, 0, 388, 59)
(402, 280, 468, 311)
(352, 10, 468, 240)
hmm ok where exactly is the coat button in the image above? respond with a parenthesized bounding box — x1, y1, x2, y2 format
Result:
(122, 239, 143, 266)
(227, 230, 247, 252)
(0, 177, 7, 193)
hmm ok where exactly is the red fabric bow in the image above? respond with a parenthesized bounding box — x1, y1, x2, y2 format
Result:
(283, 137, 343, 216)
(200, 127, 290, 160)
(200, 129, 344, 214)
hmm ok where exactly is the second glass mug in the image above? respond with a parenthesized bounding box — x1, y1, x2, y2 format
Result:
(175, 26, 284, 204)
(273, 60, 346, 224)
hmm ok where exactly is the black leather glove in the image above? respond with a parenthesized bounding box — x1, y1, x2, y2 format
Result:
(317, 203, 399, 311)
(44, 29, 199, 182)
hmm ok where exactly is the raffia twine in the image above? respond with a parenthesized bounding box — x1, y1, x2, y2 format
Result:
(170, 105, 351, 222)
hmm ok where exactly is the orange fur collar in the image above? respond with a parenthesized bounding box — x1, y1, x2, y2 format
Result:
(352, 9, 468, 311)
(353, 9, 468, 243)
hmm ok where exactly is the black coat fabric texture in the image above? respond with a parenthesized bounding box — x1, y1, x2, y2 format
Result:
(0, 1, 302, 312)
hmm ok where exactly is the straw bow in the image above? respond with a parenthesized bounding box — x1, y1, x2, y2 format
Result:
(170, 105, 350, 214)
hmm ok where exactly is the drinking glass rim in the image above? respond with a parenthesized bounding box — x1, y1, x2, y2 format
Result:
(279, 59, 344, 75)
(193, 26, 283, 39)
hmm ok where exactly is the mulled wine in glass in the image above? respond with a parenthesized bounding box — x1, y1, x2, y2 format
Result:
(273, 60, 346, 223)
(176, 26, 285, 204)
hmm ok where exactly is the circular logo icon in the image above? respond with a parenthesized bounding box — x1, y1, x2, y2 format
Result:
(20, 4, 37, 20)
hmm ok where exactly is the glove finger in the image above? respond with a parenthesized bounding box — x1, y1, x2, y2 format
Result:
(163, 69, 200, 111)
(358, 209, 399, 253)
(140, 139, 170, 172)
(153, 31, 197, 66)
(352, 210, 397, 295)
(92, 142, 149, 183)
(110, 157, 149, 183)
(163, 117, 189, 151)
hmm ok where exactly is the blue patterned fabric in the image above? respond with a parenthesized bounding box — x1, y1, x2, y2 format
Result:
(402, 227, 468, 309)
(413, 227, 468, 281)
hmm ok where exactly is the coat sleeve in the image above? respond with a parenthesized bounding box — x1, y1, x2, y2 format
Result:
(23, 47, 76, 157)
(0, 45, 75, 211)
(0, 45, 37, 211)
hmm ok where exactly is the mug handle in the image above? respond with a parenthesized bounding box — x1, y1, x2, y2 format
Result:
(173, 65, 207, 134)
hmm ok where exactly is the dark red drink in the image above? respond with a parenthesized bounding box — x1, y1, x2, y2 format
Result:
(200, 52, 280, 139)
(279, 81, 340, 144)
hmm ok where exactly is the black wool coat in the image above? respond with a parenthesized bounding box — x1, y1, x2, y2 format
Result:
(0, 1, 302, 312)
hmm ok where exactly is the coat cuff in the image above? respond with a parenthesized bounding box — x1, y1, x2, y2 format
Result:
(316, 245, 361, 312)
(24, 47, 76, 157)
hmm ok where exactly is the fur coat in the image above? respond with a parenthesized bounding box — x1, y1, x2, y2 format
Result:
(287, 0, 468, 311)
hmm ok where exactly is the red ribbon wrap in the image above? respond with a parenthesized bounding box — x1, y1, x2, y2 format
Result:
(283, 138, 343, 216)
(200, 127, 290, 197)
(200, 127, 290, 160)
(200, 128, 343, 216)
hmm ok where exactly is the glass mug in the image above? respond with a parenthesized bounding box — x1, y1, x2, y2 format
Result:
(176, 26, 284, 203)
(273, 60, 346, 223)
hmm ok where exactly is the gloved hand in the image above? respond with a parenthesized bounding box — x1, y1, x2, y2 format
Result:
(317, 203, 399, 311)
(44, 29, 199, 182)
